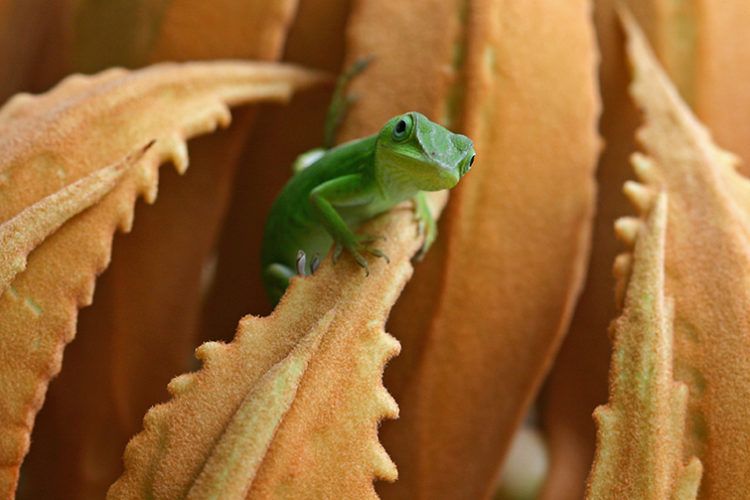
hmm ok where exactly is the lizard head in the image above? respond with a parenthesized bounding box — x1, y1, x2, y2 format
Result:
(374, 111, 475, 192)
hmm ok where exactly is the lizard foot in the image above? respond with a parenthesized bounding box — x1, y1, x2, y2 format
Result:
(296, 250, 307, 276)
(333, 243, 344, 264)
(295, 250, 322, 276)
(412, 193, 437, 261)
(311, 254, 321, 274)
(365, 247, 390, 264)
(356, 234, 389, 265)
(332, 239, 389, 276)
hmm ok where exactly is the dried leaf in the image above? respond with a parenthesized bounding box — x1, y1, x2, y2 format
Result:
(539, 2, 641, 496)
(586, 193, 702, 499)
(108, 196, 447, 499)
(72, 0, 172, 71)
(18, 4, 304, 497)
(0, 0, 70, 102)
(0, 60, 324, 497)
(617, 0, 750, 176)
(635, 0, 697, 105)
(338, 2, 600, 498)
(543, 1, 750, 495)
(620, 10, 750, 498)
(202, 0, 351, 332)
(692, 1, 750, 175)
(147, 0, 298, 63)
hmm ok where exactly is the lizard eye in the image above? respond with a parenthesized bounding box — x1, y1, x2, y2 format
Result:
(392, 115, 413, 141)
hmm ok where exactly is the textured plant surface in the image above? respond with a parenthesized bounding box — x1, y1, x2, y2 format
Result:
(0, 1, 749, 499)
(587, 192, 702, 499)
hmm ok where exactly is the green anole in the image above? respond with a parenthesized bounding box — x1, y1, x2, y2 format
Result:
(261, 61, 476, 304)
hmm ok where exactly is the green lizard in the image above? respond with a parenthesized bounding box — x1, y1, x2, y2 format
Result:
(261, 66, 475, 305)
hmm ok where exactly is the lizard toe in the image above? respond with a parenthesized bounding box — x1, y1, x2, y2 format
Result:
(358, 233, 386, 244)
(296, 250, 307, 276)
(333, 243, 343, 264)
(366, 247, 390, 264)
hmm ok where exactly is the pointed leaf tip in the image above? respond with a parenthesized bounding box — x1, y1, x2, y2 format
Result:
(587, 193, 702, 499)
(617, 9, 750, 497)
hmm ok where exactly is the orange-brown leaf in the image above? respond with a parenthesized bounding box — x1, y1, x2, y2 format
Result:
(616, 0, 750, 176)
(622, 10, 750, 498)
(586, 193, 702, 499)
(72, 0, 171, 71)
(201, 0, 351, 331)
(539, 2, 642, 496)
(693, 1, 750, 175)
(108, 196, 447, 499)
(147, 0, 298, 63)
(338, 2, 600, 498)
(19, 4, 303, 497)
(0, 0, 67, 101)
(0, 61, 324, 497)
(542, 2, 750, 495)
(0, 146, 145, 295)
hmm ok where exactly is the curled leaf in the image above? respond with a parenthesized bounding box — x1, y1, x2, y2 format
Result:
(73, 0, 172, 71)
(694, 1, 750, 175)
(148, 0, 299, 63)
(587, 193, 702, 499)
(539, 2, 639, 495)
(109, 196, 447, 499)
(0, 60, 325, 497)
(619, 0, 750, 176)
(19, 3, 305, 497)
(339, 1, 600, 498)
(0, 1, 66, 101)
(202, 0, 351, 331)
(619, 10, 750, 498)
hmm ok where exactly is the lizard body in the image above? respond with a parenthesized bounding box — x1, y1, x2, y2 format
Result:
(261, 111, 475, 304)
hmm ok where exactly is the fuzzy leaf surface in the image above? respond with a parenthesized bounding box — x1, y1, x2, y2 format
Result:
(620, 11, 750, 498)
(109, 196, 447, 499)
(587, 193, 702, 499)
(0, 60, 324, 497)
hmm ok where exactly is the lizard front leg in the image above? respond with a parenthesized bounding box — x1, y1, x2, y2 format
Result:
(309, 174, 387, 274)
(413, 191, 437, 260)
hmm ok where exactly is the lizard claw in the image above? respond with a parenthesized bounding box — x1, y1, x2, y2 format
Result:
(351, 249, 370, 276)
(311, 254, 321, 274)
(296, 250, 307, 276)
(366, 247, 390, 264)
(333, 243, 343, 264)
(332, 235, 387, 276)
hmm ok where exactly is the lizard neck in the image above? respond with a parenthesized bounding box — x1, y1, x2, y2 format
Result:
(373, 153, 421, 204)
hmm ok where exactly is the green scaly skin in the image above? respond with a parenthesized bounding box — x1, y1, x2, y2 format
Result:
(261, 110, 475, 305)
